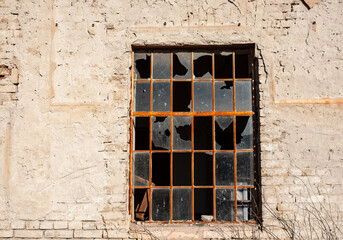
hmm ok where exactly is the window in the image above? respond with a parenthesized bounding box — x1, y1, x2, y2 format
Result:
(130, 46, 260, 223)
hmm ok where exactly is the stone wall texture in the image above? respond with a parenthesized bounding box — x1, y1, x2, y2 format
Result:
(0, 0, 343, 239)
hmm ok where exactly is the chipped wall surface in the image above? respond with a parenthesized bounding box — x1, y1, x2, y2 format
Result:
(0, 0, 343, 239)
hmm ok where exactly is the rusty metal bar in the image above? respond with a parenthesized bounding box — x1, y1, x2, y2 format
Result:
(211, 52, 216, 220)
(149, 52, 153, 221)
(129, 51, 134, 220)
(170, 52, 173, 221)
(191, 51, 195, 221)
(133, 111, 254, 116)
(233, 51, 238, 221)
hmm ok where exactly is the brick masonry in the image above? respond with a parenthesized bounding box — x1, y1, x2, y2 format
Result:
(0, 0, 342, 239)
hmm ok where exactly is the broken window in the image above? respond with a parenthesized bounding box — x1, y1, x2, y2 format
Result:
(131, 47, 260, 223)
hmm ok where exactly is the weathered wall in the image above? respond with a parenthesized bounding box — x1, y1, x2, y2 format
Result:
(0, 0, 342, 239)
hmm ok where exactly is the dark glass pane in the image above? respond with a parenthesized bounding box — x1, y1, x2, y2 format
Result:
(194, 117, 212, 150)
(194, 81, 212, 112)
(152, 117, 170, 150)
(235, 54, 251, 78)
(173, 188, 192, 220)
(215, 52, 233, 79)
(194, 188, 213, 221)
(152, 189, 170, 221)
(216, 189, 234, 221)
(134, 117, 149, 150)
(215, 81, 233, 111)
(173, 116, 191, 150)
(237, 188, 252, 221)
(236, 116, 253, 149)
(135, 82, 150, 112)
(153, 82, 170, 111)
(134, 53, 151, 79)
(237, 152, 253, 186)
(153, 53, 170, 79)
(133, 153, 149, 186)
(173, 81, 191, 112)
(173, 52, 191, 79)
(215, 116, 233, 150)
(134, 189, 149, 221)
(215, 152, 234, 186)
(194, 152, 213, 186)
(173, 153, 191, 186)
(235, 81, 252, 111)
(152, 153, 170, 186)
(194, 52, 212, 79)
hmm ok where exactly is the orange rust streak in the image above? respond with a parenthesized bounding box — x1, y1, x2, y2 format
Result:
(275, 97, 343, 104)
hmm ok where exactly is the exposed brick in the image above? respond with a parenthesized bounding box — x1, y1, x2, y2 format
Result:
(44, 230, 73, 238)
(74, 230, 103, 238)
(68, 221, 82, 230)
(39, 221, 53, 229)
(14, 230, 44, 238)
(54, 221, 68, 229)
(26, 221, 40, 230)
(0, 84, 17, 93)
(11, 221, 25, 229)
(0, 230, 13, 238)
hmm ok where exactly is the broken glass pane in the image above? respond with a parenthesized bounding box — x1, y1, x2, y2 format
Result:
(216, 188, 234, 221)
(215, 81, 233, 111)
(237, 188, 252, 221)
(173, 81, 191, 112)
(152, 188, 170, 221)
(134, 189, 149, 221)
(152, 153, 170, 186)
(153, 82, 170, 112)
(153, 53, 171, 79)
(133, 153, 149, 186)
(235, 81, 252, 111)
(173, 188, 192, 220)
(152, 117, 170, 150)
(194, 188, 213, 221)
(215, 152, 234, 186)
(236, 116, 253, 149)
(235, 53, 251, 78)
(173, 52, 191, 79)
(173, 116, 191, 150)
(194, 81, 212, 112)
(135, 82, 150, 112)
(194, 152, 213, 186)
(215, 116, 233, 150)
(173, 153, 191, 186)
(194, 52, 212, 79)
(237, 152, 253, 186)
(134, 53, 151, 79)
(194, 117, 212, 150)
(134, 117, 150, 150)
(215, 52, 233, 79)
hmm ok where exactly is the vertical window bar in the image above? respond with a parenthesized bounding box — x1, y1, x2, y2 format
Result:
(149, 53, 153, 221)
(129, 51, 135, 220)
(191, 51, 195, 221)
(170, 52, 173, 221)
(233, 51, 237, 221)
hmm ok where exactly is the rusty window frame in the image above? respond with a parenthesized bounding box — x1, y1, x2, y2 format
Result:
(129, 45, 261, 223)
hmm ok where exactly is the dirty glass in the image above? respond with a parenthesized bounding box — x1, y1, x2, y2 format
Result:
(194, 152, 213, 186)
(235, 53, 251, 78)
(173, 116, 191, 150)
(194, 117, 212, 150)
(215, 81, 233, 111)
(152, 117, 170, 150)
(235, 81, 252, 111)
(236, 116, 253, 149)
(215, 52, 233, 79)
(194, 81, 212, 111)
(134, 53, 151, 79)
(153, 82, 170, 112)
(215, 116, 233, 150)
(193, 52, 212, 79)
(173, 153, 191, 186)
(153, 53, 170, 79)
(134, 117, 150, 150)
(215, 152, 234, 186)
(216, 188, 234, 221)
(173, 52, 191, 79)
(237, 152, 253, 186)
(237, 188, 252, 221)
(133, 153, 149, 186)
(194, 188, 213, 221)
(152, 153, 170, 186)
(173, 81, 191, 112)
(152, 189, 170, 221)
(135, 82, 150, 112)
(173, 188, 192, 220)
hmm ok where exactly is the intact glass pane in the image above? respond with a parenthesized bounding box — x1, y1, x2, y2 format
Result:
(194, 81, 212, 112)
(133, 153, 149, 186)
(134, 117, 150, 150)
(173, 116, 191, 150)
(236, 116, 253, 149)
(215, 52, 233, 79)
(216, 189, 234, 221)
(215, 116, 233, 150)
(215, 152, 234, 186)
(173, 188, 192, 220)
(237, 188, 252, 221)
(135, 82, 150, 112)
(153, 82, 170, 112)
(134, 53, 151, 79)
(173, 52, 191, 79)
(237, 152, 253, 186)
(153, 53, 170, 79)
(194, 52, 212, 79)
(152, 117, 170, 150)
(235, 81, 252, 111)
(215, 81, 233, 111)
(194, 152, 213, 186)
(152, 189, 170, 221)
